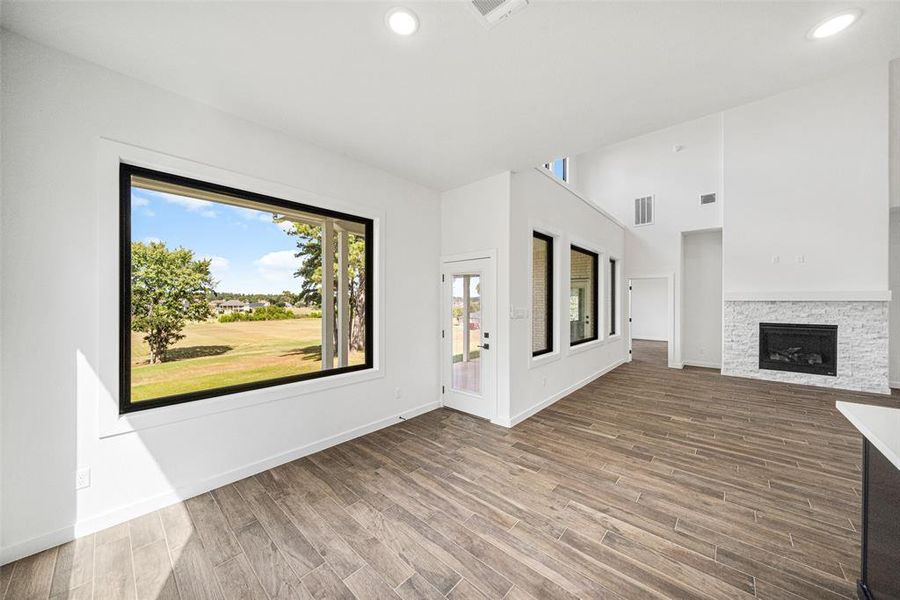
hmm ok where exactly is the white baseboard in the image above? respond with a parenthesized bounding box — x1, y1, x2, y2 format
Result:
(0, 400, 440, 565)
(494, 358, 627, 429)
(632, 337, 668, 342)
(682, 360, 722, 370)
(890, 380, 900, 390)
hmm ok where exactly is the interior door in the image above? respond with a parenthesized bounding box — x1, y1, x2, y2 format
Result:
(441, 256, 495, 420)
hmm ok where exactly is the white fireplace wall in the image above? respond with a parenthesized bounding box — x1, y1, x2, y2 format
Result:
(723, 301, 889, 394)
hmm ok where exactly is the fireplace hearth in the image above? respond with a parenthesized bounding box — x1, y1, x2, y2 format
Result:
(759, 323, 837, 376)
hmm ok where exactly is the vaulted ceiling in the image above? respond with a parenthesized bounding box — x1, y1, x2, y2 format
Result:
(4, 1, 900, 190)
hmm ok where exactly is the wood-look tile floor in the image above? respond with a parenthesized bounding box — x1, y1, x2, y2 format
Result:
(4, 340, 899, 600)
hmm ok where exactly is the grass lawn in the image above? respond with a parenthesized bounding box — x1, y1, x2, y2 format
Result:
(131, 318, 363, 402)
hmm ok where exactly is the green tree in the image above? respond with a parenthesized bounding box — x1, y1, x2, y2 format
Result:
(131, 241, 216, 363)
(284, 223, 367, 351)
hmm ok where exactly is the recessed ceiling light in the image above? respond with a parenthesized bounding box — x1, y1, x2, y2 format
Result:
(808, 9, 862, 40)
(386, 7, 419, 36)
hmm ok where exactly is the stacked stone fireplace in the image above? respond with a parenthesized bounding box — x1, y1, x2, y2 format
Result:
(722, 300, 889, 394)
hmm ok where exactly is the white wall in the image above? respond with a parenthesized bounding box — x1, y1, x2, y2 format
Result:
(890, 210, 900, 386)
(440, 172, 512, 422)
(439, 169, 628, 426)
(629, 278, 668, 341)
(507, 169, 627, 425)
(1, 32, 441, 562)
(891, 59, 899, 209)
(892, 61, 900, 387)
(572, 114, 723, 366)
(723, 65, 889, 296)
(682, 230, 723, 368)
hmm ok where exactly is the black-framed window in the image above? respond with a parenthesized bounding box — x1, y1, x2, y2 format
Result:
(569, 245, 598, 346)
(532, 232, 554, 356)
(120, 164, 373, 413)
(609, 258, 618, 336)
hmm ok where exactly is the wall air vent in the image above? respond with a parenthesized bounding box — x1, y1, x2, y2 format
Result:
(634, 195, 654, 226)
(470, 0, 529, 27)
(700, 193, 717, 205)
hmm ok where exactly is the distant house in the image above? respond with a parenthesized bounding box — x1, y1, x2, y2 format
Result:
(247, 302, 268, 310)
(218, 299, 250, 314)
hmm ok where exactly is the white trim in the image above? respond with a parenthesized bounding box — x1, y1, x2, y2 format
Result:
(567, 338, 603, 355)
(724, 290, 892, 302)
(529, 350, 561, 368)
(682, 360, 722, 369)
(1, 400, 440, 565)
(440, 253, 498, 421)
(494, 358, 627, 428)
(632, 337, 668, 343)
(628, 274, 677, 368)
(529, 220, 562, 368)
(891, 380, 900, 390)
(96, 139, 387, 437)
(568, 236, 607, 347)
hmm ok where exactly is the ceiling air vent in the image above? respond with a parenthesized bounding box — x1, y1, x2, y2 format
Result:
(470, 0, 529, 27)
(700, 193, 717, 205)
(634, 195, 654, 226)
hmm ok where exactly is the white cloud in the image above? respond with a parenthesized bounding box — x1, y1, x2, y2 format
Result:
(201, 255, 230, 281)
(143, 236, 162, 244)
(276, 220, 296, 233)
(132, 196, 150, 207)
(142, 209, 156, 217)
(231, 206, 275, 223)
(158, 192, 218, 218)
(255, 250, 300, 282)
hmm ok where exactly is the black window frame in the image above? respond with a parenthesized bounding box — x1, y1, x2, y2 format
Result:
(532, 231, 554, 357)
(609, 258, 617, 336)
(119, 163, 375, 414)
(569, 244, 599, 347)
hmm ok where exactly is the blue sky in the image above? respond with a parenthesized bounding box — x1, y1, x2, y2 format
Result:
(131, 188, 304, 294)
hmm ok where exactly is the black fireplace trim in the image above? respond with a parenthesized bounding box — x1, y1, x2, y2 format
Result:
(758, 322, 838, 377)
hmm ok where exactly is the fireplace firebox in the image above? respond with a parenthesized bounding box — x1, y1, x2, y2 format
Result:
(759, 323, 837, 376)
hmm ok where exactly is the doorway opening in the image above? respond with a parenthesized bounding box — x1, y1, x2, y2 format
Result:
(628, 277, 670, 366)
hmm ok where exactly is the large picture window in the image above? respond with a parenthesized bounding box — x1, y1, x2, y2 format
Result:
(532, 231, 554, 356)
(569, 245, 598, 345)
(120, 164, 373, 413)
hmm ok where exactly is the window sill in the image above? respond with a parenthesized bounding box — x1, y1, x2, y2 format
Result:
(529, 350, 561, 369)
(99, 366, 383, 438)
(568, 338, 603, 355)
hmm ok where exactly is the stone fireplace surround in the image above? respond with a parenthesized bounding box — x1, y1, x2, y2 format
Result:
(723, 299, 889, 394)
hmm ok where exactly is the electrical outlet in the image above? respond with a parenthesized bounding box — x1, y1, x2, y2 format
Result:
(394, 387, 403, 399)
(76, 467, 91, 490)
(771, 255, 780, 264)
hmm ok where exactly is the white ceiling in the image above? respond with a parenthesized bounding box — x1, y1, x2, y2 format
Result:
(3, 1, 900, 191)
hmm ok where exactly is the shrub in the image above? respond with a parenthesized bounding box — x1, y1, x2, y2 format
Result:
(218, 305, 298, 323)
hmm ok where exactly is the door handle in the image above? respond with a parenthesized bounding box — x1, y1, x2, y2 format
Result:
(477, 343, 490, 350)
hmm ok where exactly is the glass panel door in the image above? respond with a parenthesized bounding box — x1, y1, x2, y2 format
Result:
(451, 274, 481, 394)
(441, 255, 495, 421)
